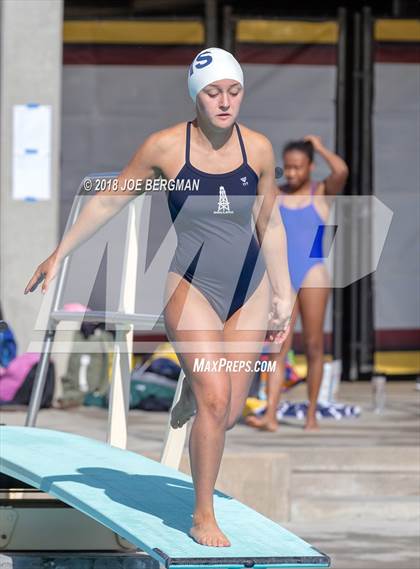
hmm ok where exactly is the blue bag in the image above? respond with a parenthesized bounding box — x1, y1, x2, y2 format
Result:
(0, 324, 17, 368)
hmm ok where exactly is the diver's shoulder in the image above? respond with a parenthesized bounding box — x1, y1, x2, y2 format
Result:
(238, 124, 273, 151)
(144, 122, 188, 153)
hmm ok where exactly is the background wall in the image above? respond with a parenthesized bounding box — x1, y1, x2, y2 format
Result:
(373, 62, 420, 332)
(0, 0, 63, 354)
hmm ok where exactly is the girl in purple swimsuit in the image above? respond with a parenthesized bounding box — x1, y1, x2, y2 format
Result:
(246, 135, 348, 432)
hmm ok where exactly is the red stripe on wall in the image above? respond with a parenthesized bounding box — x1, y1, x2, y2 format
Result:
(375, 43, 420, 63)
(63, 44, 337, 66)
(63, 45, 202, 65)
(236, 44, 337, 65)
(374, 329, 420, 350)
(63, 43, 419, 66)
(294, 330, 419, 352)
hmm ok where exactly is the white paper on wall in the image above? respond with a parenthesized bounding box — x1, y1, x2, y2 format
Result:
(12, 104, 52, 201)
(12, 153, 51, 201)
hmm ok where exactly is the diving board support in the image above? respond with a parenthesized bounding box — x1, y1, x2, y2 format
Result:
(107, 327, 133, 449)
(160, 368, 188, 469)
(25, 173, 189, 470)
(107, 190, 140, 449)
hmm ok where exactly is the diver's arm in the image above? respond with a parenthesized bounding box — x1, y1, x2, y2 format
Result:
(24, 132, 162, 294)
(253, 137, 294, 323)
(304, 135, 348, 196)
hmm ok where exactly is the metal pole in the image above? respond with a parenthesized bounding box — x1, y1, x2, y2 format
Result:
(26, 192, 85, 426)
(205, 0, 218, 47)
(333, 7, 347, 365)
(358, 6, 375, 378)
(222, 4, 233, 53)
(348, 10, 362, 381)
(25, 330, 56, 426)
(392, 0, 401, 17)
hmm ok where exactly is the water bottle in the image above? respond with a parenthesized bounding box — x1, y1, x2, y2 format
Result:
(371, 375, 387, 414)
(79, 354, 91, 393)
(331, 359, 342, 402)
(258, 370, 267, 401)
(318, 362, 333, 404)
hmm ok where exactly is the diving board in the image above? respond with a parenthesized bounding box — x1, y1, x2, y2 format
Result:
(0, 427, 330, 569)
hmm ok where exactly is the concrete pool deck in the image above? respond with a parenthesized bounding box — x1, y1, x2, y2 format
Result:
(1, 380, 419, 568)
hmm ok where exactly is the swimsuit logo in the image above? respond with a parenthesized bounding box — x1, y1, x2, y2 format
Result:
(240, 176, 248, 186)
(213, 186, 234, 215)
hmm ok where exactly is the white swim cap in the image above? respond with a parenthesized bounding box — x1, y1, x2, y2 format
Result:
(188, 47, 244, 103)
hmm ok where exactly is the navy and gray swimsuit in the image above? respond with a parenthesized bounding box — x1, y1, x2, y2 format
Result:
(166, 121, 266, 322)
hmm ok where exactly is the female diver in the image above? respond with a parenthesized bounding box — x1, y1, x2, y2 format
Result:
(24, 48, 294, 547)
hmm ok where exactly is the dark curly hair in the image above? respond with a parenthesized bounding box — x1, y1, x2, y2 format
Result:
(282, 140, 314, 163)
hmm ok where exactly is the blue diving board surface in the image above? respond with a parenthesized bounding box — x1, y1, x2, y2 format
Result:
(0, 427, 330, 569)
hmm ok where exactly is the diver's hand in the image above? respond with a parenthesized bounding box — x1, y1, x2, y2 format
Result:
(303, 134, 324, 153)
(267, 296, 292, 345)
(24, 251, 61, 295)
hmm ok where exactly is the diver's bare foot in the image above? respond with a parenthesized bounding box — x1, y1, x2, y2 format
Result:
(170, 377, 196, 429)
(245, 414, 278, 432)
(189, 518, 231, 547)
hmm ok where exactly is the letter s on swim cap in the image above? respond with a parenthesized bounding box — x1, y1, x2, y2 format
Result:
(188, 47, 244, 103)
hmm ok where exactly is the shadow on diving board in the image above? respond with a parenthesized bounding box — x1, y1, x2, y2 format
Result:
(0, 427, 330, 569)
